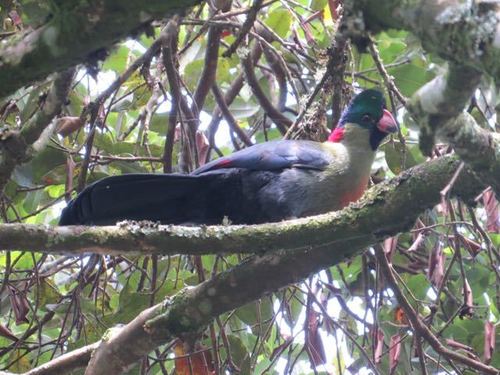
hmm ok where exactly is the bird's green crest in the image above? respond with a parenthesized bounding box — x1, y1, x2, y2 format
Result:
(339, 89, 385, 128)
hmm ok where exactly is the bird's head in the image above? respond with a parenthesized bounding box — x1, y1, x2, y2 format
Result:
(328, 89, 398, 150)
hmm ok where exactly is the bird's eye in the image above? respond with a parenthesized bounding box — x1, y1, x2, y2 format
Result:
(362, 114, 372, 122)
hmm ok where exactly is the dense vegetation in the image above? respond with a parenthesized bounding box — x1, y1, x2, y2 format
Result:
(0, 1, 498, 374)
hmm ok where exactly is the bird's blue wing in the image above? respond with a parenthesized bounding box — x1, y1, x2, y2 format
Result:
(192, 140, 331, 175)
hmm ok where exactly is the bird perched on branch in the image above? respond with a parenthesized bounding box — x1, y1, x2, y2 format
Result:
(59, 89, 397, 226)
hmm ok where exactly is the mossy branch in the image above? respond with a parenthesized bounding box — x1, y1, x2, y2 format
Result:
(66, 156, 490, 375)
(0, 156, 486, 256)
(0, 0, 202, 99)
(409, 64, 500, 194)
(350, 0, 500, 195)
(350, 0, 500, 78)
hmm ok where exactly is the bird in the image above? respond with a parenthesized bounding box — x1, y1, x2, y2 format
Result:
(59, 89, 397, 226)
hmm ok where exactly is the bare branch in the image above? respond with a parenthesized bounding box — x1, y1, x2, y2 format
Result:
(240, 49, 292, 133)
(192, 1, 231, 113)
(223, 0, 264, 58)
(211, 84, 253, 146)
(367, 35, 407, 106)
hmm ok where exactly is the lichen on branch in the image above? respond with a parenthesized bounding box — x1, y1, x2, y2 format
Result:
(0, 156, 486, 257)
(0, 0, 203, 99)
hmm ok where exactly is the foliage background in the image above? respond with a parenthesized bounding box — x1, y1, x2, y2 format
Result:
(0, 0, 498, 374)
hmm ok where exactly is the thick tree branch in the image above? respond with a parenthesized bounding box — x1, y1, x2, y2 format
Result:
(440, 113, 500, 194)
(349, 0, 500, 79)
(0, 0, 203, 99)
(350, 1, 500, 195)
(409, 64, 482, 155)
(56, 155, 489, 374)
(0, 156, 486, 257)
(409, 65, 500, 195)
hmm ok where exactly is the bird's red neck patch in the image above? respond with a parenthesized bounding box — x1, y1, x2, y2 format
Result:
(327, 126, 344, 143)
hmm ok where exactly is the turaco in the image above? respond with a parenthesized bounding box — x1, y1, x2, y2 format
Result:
(59, 89, 397, 226)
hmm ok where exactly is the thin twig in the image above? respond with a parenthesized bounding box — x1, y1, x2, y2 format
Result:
(223, 0, 263, 58)
(374, 245, 499, 374)
(240, 48, 292, 133)
(212, 84, 253, 146)
(367, 35, 407, 106)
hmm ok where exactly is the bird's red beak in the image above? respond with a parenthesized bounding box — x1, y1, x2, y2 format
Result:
(377, 109, 398, 133)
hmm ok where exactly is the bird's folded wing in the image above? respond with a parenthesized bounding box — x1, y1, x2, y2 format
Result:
(193, 140, 332, 175)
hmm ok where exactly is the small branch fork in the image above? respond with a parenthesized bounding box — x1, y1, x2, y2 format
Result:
(367, 35, 407, 107)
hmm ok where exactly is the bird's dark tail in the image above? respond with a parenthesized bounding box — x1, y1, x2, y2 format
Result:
(59, 173, 233, 225)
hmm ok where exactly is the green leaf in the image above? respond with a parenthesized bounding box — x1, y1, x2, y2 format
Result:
(235, 298, 273, 327)
(405, 274, 430, 301)
(309, 0, 327, 11)
(19, 82, 50, 123)
(103, 45, 131, 72)
(491, 350, 500, 369)
(130, 84, 151, 109)
(229, 97, 259, 119)
(288, 291, 304, 325)
(23, 189, 47, 214)
(13, 147, 67, 187)
(44, 184, 66, 199)
(444, 319, 483, 344)
(216, 58, 232, 84)
(68, 321, 106, 352)
(38, 278, 62, 307)
(111, 161, 149, 174)
(376, 32, 407, 63)
(254, 128, 281, 143)
(150, 112, 170, 133)
(467, 264, 491, 294)
(227, 335, 250, 370)
(490, 233, 500, 247)
(0, 251, 41, 269)
(94, 131, 163, 157)
(107, 282, 150, 324)
(383, 141, 425, 174)
(183, 59, 204, 91)
(391, 59, 435, 97)
(7, 349, 31, 373)
(20, 1, 51, 28)
(265, 9, 292, 39)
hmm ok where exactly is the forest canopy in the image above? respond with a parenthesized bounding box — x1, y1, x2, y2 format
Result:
(0, 1, 499, 374)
